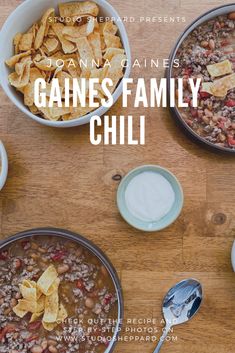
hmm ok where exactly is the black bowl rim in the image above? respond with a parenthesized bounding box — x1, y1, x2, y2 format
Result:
(0, 227, 123, 353)
(167, 3, 235, 154)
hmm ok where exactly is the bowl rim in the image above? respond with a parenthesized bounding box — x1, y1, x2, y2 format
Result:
(167, 4, 235, 154)
(0, 140, 8, 191)
(0, 227, 123, 353)
(0, 0, 132, 128)
(117, 165, 184, 232)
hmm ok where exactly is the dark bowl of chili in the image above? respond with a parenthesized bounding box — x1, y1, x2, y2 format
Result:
(0, 227, 123, 353)
(167, 4, 235, 154)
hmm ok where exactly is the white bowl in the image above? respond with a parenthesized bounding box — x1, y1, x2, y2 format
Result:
(231, 241, 235, 272)
(0, 141, 8, 190)
(0, 0, 131, 128)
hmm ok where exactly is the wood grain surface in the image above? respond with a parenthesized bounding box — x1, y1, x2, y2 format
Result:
(0, 0, 235, 352)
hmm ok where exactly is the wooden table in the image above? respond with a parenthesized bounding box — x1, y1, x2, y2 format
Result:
(0, 0, 235, 352)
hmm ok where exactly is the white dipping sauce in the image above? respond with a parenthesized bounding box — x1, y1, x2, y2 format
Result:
(125, 171, 175, 222)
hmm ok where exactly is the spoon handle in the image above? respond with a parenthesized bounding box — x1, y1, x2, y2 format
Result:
(153, 325, 171, 353)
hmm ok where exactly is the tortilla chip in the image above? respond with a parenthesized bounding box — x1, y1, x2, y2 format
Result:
(36, 294, 45, 313)
(56, 71, 73, 89)
(56, 303, 68, 324)
(15, 299, 37, 313)
(22, 279, 37, 288)
(19, 283, 37, 302)
(47, 27, 56, 37)
(104, 48, 125, 61)
(106, 53, 126, 93)
(13, 305, 28, 318)
(76, 37, 95, 69)
(201, 82, 213, 95)
(19, 33, 34, 51)
(43, 290, 59, 323)
(37, 265, 58, 295)
(8, 61, 31, 88)
(90, 67, 107, 81)
(29, 104, 40, 115)
(42, 321, 57, 331)
(30, 67, 45, 82)
(104, 33, 121, 49)
(70, 103, 94, 119)
(34, 57, 58, 72)
(88, 32, 102, 63)
(35, 8, 55, 50)
(5, 50, 31, 68)
(30, 311, 43, 323)
(24, 83, 35, 106)
(13, 33, 23, 54)
(43, 37, 59, 54)
(103, 21, 118, 35)
(207, 59, 232, 78)
(62, 18, 95, 39)
(210, 73, 235, 97)
(58, 1, 99, 18)
(52, 23, 76, 54)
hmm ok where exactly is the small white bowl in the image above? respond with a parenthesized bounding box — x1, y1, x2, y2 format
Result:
(231, 241, 235, 272)
(117, 165, 184, 232)
(0, 141, 8, 191)
(0, 0, 131, 128)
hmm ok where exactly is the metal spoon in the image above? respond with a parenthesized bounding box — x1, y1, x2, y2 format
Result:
(153, 278, 203, 353)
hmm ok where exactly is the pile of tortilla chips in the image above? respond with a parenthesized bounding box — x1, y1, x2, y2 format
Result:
(201, 59, 235, 98)
(5, 1, 126, 121)
(13, 265, 68, 331)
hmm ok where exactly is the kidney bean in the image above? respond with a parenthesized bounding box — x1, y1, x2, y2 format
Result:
(104, 294, 113, 305)
(51, 250, 66, 261)
(76, 279, 85, 290)
(0, 251, 8, 261)
(28, 320, 42, 331)
(0, 324, 15, 341)
(228, 136, 235, 145)
(13, 258, 22, 270)
(209, 39, 215, 50)
(200, 40, 208, 48)
(41, 340, 48, 350)
(202, 116, 210, 124)
(30, 253, 39, 260)
(225, 99, 235, 107)
(31, 345, 43, 353)
(15, 292, 21, 300)
(57, 264, 70, 274)
(221, 39, 230, 47)
(38, 247, 46, 254)
(228, 12, 235, 20)
(47, 340, 57, 346)
(200, 91, 211, 99)
(4, 308, 12, 315)
(25, 334, 39, 343)
(219, 133, 226, 142)
(85, 298, 95, 309)
(48, 346, 58, 353)
(21, 241, 30, 250)
(10, 298, 17, 308)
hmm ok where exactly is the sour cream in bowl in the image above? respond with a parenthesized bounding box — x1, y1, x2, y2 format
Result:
(117, 165, 184, 232)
